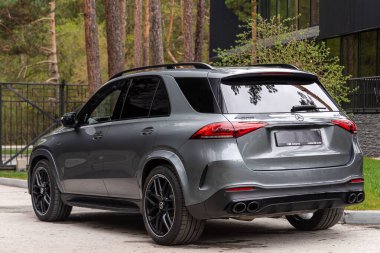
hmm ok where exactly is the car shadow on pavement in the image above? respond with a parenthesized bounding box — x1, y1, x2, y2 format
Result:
(60, 211, 344, 250)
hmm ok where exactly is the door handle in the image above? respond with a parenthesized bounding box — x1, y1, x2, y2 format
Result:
(92, 131, 103, 140)
(141, 127, 154, 135)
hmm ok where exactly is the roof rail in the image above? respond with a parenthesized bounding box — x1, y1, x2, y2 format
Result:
(109, 62, 213, 80)
(250, 64, 299, 70)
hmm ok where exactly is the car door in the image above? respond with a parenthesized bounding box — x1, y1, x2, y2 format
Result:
(56, 80, 126, 196)
(102, 76, 170, 199)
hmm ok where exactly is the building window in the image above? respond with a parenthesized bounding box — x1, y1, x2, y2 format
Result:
(298, 0, 311, 29)
(342, 35, 358, 77)
(359, 31, 377, 77)
(326, 37, 341, 59)
(278, 0, 288, 18)
(270, 0, 277, 18)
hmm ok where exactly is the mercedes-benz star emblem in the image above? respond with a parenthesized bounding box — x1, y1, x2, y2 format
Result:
(295, 114, 304, 121)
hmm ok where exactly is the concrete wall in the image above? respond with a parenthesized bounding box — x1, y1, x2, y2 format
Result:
(351, 114, 380, 157)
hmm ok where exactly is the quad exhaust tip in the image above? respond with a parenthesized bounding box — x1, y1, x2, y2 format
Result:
(247, 201, 260, 213)
(347, 193, 357, 204)
(356, 192, 365, 203)
(232, 202, 246, 213)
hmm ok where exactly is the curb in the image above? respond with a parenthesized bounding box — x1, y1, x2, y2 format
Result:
(0, 177, 27, 189)
(342, 210, 380, 225)
(0, 178, 379, 225)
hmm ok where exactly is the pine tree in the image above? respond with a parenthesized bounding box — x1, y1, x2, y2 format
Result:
(104, 0, 125, 77)
(194, 0, 205, 62)
(150, 0, 164, 65)
(182, 0, 194, 61)
(134, 0, 143, 67)
(83, 0, 102, 94)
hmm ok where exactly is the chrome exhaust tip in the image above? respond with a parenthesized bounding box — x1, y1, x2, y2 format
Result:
(347, 193, 357, 204)
(246, 201, 260, 213)
(356, 192, 365, 203)
(232, 202, 246, 213)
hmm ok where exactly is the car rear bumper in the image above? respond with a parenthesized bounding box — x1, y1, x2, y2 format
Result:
(187, 181, 364, 220)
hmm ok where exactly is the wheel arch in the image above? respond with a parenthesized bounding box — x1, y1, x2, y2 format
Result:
(28, 148, 65, 194)
(139, 151, 192, 205)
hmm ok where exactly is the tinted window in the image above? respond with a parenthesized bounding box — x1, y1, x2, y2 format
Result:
(150, 82, 170, 117)
(81, 81, 124, 125)
(121, 78, 158, 119)
(175, 77, 220, 113)
(221, 78, 339, 113)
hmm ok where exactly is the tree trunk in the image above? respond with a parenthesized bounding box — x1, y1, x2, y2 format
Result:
(104, 0, 125, 78)
(134, 0, 143, 67)
(182, 0, 194, 61)
(251, 0, 258, 65)
(84, 0, 102, 95)
(120, 0, 126, 64)
(165, 0, 177, 63)
(194, 0, 205, 62)
(49, 0, 59, 86)
(143, 0, 150, 66)
(150, 0, 164, 65)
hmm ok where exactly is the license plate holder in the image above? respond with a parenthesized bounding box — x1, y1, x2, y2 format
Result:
(275, 130, 322, 147)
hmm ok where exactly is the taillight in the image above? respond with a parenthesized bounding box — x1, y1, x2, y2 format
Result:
(350, 178, 364, 184)
(190, 121, 267, 139)
(331, 119, 358, 134)
(225, 186, 255, 192)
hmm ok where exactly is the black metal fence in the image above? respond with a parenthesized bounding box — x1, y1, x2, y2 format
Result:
(343, 76, 380, 113)
(0, 82, 87, 168)
(0, 77, 379, 169)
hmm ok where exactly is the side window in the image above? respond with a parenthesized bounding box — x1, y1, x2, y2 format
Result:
(175, 77, 221, 113)
(150, 82, 170, 117)
(81, 82, 124, 125)
(120, 77, 159, 119)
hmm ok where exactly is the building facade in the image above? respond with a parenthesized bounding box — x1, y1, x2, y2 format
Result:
(210, 0, 380, 157)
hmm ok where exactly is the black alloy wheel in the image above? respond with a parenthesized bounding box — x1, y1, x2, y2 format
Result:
(142, 165, 205, 245)
(32, 166, 51, 215)
(144, 174, 175, 236)
(30, 159, 72, 221)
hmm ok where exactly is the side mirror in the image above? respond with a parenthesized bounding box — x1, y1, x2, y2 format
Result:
(61, 112, 77, 128)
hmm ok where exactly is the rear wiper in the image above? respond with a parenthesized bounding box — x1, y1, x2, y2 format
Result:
(291, 105, 326, 112)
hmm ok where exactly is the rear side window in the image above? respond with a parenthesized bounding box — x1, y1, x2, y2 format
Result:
(175, 78, 220, 113)
(150, 82, 170, 117)
(121, 77, 158, 119)
(221, 77, 339, 113)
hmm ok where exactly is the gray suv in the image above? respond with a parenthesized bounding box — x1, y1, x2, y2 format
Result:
(28, 63, 364, 245)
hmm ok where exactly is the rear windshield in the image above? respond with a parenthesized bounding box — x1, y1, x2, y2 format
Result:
(221, 78, 339, 113)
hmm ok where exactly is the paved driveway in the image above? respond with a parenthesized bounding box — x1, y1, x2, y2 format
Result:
(0, 184, 379, 253)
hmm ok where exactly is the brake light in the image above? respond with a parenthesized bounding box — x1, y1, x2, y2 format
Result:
(225, 186, 255, 192)
(331, 119, 358, 134)
(350, 178, 364, 184)
(191, 121, 267, 139)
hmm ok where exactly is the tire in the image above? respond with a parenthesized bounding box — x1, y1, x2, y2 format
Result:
(142, 165, 205, 245)
(31, 159, 72, 221)
(286, 208, 344, 231)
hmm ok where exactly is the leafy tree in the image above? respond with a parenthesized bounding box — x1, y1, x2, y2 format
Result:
(214, 16, 351, 105)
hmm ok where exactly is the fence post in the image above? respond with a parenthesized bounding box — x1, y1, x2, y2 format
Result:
(0, 84, 2, 165)
(59, 80, 65, 117)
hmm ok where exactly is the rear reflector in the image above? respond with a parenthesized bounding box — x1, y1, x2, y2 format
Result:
(190, 121, 267, 139)
(350, 178, 364, 184)
(331, 119, 358, 134)
(225, 187, 255, 192)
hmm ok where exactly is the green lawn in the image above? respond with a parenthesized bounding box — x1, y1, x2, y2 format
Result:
(0, 170, 27, 180)
(347, 157, 380, 210)
(0, 157, 379, 209)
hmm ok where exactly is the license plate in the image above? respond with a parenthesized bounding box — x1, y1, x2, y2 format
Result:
(275, 130, 322, 147)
